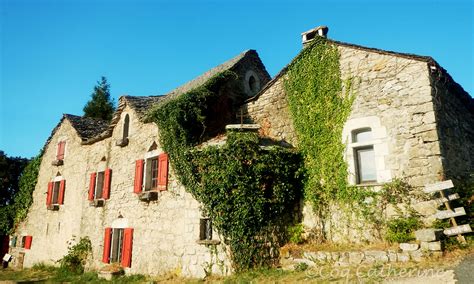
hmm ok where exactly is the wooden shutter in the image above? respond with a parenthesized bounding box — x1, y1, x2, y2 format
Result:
(103, 169, 112, 199)
(158, 153, 169, 190)
(46, 182, 53, 205)
(121, 228, 134, 267)
(102, 228, 112, 263)
(58, 180, 66, 204)
(24, 236, 32, 249)
(134, 160, 144, 194)
(57, 141, 65, 160)
(88, 173, 96, 200)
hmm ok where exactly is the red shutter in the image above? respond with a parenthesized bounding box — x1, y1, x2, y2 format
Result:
(46, 182, 53, 205)
(103, 169, 112, 199)
(102, 228, 112, 263)
(58, 180, 66, 204)
(121, 228, 134, 267)
(158, 153, 169, 190)
(57, 141, 65, 160)
(88, 173, 96, 200)
(134, 160, 144, 194)
(24, 236, 32, 249)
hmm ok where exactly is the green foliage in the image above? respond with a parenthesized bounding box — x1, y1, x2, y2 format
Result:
(147, 72, 304, 272)
(58, 237, 92, 274)
(385, 217, 421, 243)
(0, 151, 29, 235)
(83, 76, 115, 121)
(283, 37, 355, 210)
(287, 223, 305, 244)
(0, 153, 42, 234)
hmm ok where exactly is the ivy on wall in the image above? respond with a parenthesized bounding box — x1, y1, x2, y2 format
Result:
(283, 37, 355, 210)
(147, 73, 304, 271)
(0, 153, 43, 234)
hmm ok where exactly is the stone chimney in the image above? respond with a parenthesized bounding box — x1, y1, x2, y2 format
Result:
(301, 25, 329, 45)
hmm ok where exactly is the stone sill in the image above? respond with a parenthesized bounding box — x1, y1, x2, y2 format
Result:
(115, 138, 129, 147)
(47, 204, 60, 211)
(90, 199, 105, 207)
(139, 191, 159, 202)
(51, 159, 64, 166)
(196, 239, 221, 246)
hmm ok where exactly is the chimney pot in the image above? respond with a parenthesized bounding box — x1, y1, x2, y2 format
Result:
(301, 25, 329, 45)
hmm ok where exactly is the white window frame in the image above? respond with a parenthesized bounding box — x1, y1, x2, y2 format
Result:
(343, 116, 391, 185)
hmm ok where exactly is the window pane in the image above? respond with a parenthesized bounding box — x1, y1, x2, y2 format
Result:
(110, 228, 124, 263)
(96, 172, 105, 199)
(151, 158, 159, 190)
(357, 147, 376, 182)
(52, 182, 61, 204)
(353, 129, 372, 143)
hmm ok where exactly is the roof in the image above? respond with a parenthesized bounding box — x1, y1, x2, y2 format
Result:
(246, 38, 437, 103)
(162, 50, 253, 102)
(41, 114, 109, 153)
(82, 50, 257, 145)
(64, 114, 109, 140)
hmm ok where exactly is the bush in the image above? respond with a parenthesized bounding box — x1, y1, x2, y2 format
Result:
(288, 223, 305, 244)
(58, 237, 92, 274)
(385, 217, 421, 243)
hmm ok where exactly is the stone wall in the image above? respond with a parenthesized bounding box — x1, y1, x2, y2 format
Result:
(430, 68, 474, 181)
(11, 120, 86, 267)
(242, 43, 452, 243)
(11, 105, 230, 278)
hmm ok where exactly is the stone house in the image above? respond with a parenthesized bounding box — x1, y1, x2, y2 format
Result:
(9, 50, 270, 277)
(9, 26, 473, 276)
(243, 26, 474, 242)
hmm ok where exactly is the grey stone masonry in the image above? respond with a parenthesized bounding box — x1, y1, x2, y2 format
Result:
(415, 229, 443, 242)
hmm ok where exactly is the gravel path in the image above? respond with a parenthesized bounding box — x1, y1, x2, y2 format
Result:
(454, 253, 474, 283)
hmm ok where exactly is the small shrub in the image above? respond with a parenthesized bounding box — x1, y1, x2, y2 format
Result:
(385, 217, 421, 243)
(294, 262, 309, 272)
(288, 223, 305, 244)
(57, 237, 92, 274)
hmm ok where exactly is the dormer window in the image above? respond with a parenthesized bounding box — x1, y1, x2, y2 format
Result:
(116, 114, 130, 147)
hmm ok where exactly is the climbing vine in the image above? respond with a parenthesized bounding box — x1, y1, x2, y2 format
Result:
(13, 153, 42, 226)
(283, 37, 355, 211)
(147, 73, 304, 271)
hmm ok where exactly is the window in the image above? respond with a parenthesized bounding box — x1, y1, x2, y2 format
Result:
(116, 114, 130, 147)
(199, 218, 212, 240)
(21, 236, 32, 249)
(56, 141, 66, 161)
(352, 129, 376, 184)
(88, 169, 112, 201)
(123, 114, 130, 141)
(102, 227, 133, 267)
(134, 153, 169, 193)
(47, 179, 65, 207)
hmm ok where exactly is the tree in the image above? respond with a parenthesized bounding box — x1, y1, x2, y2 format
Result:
(83, 76, 115, 121)
(0, 151, 29, 234)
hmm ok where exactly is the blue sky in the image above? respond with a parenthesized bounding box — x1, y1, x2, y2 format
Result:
(1, 0, 473, 158)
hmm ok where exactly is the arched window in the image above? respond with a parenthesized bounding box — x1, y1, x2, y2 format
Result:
(352, 128, 376, 184)
(123, 114, 130, 140)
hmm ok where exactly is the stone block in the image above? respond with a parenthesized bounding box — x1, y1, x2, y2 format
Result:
(363, 251, 388, 264)
(400, 243, 419, 252)
(420, 241, 442, 251)
(414, 229, 443, 242)
(397, 252, 410, 262)
(387, 250, 397, 262)
(409, 250, 424, 262)
(348, 251, 365, 265)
